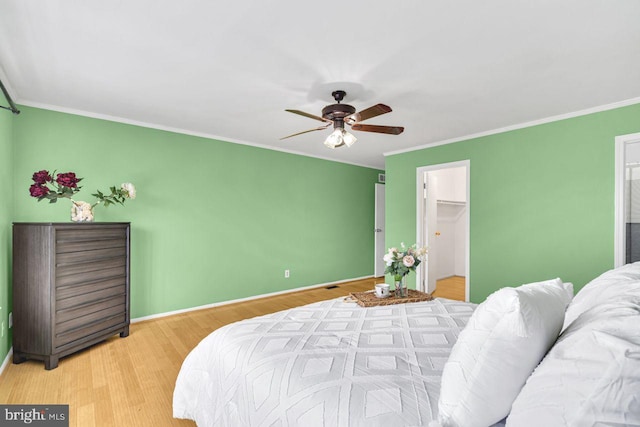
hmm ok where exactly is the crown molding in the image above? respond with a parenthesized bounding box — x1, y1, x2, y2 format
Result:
(384, 97, 640, 158)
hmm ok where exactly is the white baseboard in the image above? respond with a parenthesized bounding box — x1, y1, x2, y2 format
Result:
(0, 347, 12, 377)
(131, 275, 373, 324)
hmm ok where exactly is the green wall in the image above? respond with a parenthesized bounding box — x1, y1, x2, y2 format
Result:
(0, 108, 14, 363)
(7, 100, 638, 368)
(10, 106, 380, 323)
(386, 103, 640, 303)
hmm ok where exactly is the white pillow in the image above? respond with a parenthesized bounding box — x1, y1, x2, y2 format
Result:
(507, 300, 640, 427)
(563, 262, 640, 331)
(435, 278, 569, 427)
(561, 281, 574, 305)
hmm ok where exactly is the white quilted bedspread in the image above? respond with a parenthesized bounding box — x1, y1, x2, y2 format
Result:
(173, 296, 476, 427)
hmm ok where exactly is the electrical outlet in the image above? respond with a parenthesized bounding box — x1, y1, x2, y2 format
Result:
(1, 321, 4, 338)
(8, 312, 12, 328)
(284, 269, 290, 278)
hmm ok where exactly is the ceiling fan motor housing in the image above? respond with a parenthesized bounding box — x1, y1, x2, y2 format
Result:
(322, 89, 355, 124)
(322, 103, 356, 121)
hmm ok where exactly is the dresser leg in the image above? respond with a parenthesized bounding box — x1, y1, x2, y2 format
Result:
(44, 355, 59, 370)
(120, 325, 130, 338)
(13, 353, 27, 364)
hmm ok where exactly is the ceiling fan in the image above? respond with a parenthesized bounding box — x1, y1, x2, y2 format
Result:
(281, 90, 404, 148)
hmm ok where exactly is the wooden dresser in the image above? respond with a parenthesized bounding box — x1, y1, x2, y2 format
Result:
(12, 222, 130, 370)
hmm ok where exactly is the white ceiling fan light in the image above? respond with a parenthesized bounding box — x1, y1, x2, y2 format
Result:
(323, 128, 358, 149)
(342, 129, 357, 147)
(324, 128, 344, 149)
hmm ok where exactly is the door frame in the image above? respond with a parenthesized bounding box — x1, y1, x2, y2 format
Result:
(374, 183, 386, 277)
(614, 132, 640, 267)
(416, 160, 470, 301)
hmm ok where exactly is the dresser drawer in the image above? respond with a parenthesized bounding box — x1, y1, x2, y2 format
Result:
(56, 238, 126, 254)
(56, 256, 126, 279)
(55, 264, 126, 287)
(57, 279, 126, 310)
(55, 313, 126, 350)
(56, 294, 126, 325)
(56, 227, 127, 243)
(56, 246, 127, 264)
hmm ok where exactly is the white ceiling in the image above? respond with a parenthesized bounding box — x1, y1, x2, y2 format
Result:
(1, 1, 639, 169)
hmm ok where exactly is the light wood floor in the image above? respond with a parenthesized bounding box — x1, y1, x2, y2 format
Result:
(433, 275, 466, 301)
(0, 277, 464, 426)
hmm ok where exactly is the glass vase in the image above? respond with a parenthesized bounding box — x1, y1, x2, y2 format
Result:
(71, 201, 95, 222)
(394, 275, 407, 298)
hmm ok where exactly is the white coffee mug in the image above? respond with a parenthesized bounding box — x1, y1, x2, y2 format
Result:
(375, 283, 390, 298)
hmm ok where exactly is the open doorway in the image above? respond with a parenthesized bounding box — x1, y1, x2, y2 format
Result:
(615, 132, 640, 267)
(416, 161, 470, 301)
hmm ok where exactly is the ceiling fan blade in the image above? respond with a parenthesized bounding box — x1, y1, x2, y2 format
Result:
(280, 123, 332, 140)
(350, 123, 404, 135)
(346, 104, 392, 124)
(285, 109, 331, 123)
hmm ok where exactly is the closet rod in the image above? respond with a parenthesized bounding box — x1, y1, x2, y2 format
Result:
(0, 79, 20, 115)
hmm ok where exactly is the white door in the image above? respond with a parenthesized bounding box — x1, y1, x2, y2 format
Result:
(424, 173, 438, 293)
(374, 183, 386, 277)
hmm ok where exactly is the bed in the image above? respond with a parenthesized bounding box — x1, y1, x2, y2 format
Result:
(174, 263, 640, 427)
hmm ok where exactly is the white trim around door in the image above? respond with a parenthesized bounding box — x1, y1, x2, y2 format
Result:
(416, 160, 470, 301)
(614, 132, 640, 267)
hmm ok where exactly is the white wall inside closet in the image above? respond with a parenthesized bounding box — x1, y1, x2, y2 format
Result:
(430, 167, 467, 280)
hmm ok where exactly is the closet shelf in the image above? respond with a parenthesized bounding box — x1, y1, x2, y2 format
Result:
(437, 199, 466, 206)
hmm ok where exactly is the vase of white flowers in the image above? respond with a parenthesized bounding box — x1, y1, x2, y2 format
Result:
(383, 243, 428, 298)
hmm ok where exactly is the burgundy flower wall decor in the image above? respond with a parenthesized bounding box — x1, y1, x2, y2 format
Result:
(29, 170, 82, 203)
